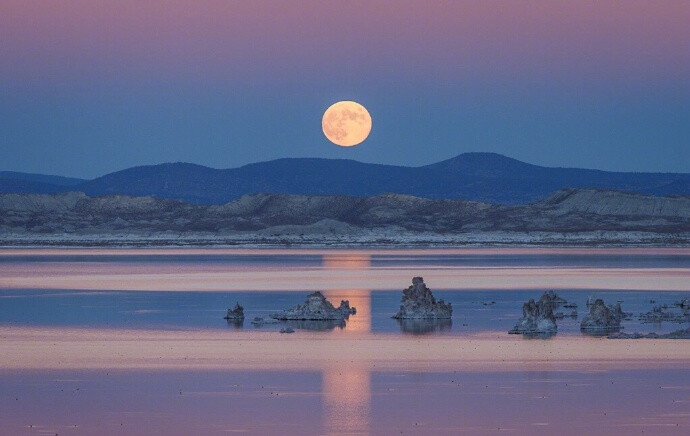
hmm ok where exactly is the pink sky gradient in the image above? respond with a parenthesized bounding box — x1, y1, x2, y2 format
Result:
(2, 1, 689, 86)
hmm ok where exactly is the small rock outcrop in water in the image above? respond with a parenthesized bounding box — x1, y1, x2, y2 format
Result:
(392, 277, 452, 319)
(580, 299, 624, 335)
(509, 293, 558, 337)
(638, 298, 689, 324)
(224, 303, 245, 320)
(280, 327, 295, 334)
(609, 327, 690, 339)
(271, 291, 356, 320)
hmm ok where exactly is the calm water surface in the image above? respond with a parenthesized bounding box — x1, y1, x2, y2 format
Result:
(0, 248, 689, 434)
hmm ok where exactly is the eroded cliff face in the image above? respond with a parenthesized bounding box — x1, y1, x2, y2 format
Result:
(538, 188, 690, 218)
(1, 189, 688, 245)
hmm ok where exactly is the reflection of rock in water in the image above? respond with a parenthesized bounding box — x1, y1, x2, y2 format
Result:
(396, 318, 452, 335)
(322, 365, 370, 435)
(225, 319, 244, 329)
(283, 319, 345, 331)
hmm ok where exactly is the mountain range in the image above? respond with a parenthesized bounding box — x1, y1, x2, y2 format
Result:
(2, 153, 689, 205)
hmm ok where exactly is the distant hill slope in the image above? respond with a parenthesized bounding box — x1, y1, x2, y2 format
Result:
(0, 171, 86, 195)
(3, 153, 689, 204)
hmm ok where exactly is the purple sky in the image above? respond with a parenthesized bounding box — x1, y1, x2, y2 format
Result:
(1, 1, 689, 177)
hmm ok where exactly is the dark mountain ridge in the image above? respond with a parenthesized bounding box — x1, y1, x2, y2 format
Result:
(2, 153, 689, 205)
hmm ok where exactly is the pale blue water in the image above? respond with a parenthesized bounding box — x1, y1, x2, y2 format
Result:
(0, 288, 687, 335)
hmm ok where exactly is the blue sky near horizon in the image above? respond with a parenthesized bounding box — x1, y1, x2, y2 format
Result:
(1, 1, 689, 178)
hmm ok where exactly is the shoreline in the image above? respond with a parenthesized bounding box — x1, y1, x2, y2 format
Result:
(2, 238, 689, 249)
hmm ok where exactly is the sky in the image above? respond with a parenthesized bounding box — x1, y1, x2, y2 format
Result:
(1, 0, 689, 178)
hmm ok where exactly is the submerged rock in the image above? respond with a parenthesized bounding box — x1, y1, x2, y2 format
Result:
(580, 299, 624, 335)
(509, 293, 558, 337)
(251, 316, 280, 325)
(609, 328, 690, 339)
(392, 277, 452, 319)
(554, 310, 578, 319)
(224, 302, 245, 320)
(271, 291, 356, 321)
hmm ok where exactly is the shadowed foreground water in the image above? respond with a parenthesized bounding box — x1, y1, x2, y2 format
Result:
(1, 368, 689, 435)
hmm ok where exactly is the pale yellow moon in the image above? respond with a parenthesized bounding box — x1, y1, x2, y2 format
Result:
(322, 100, 372, 147)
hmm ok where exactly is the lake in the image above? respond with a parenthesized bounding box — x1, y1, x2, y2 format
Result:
(1, 248, 689, 434)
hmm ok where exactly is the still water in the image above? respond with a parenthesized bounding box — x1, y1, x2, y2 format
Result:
(0, 248, 689, 434)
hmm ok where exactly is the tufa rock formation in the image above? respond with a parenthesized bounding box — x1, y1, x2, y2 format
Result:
(509, 293, 558, 337)
(224, 302, 245, 320)
(271, 291, 356, 321)
(392, 277, 452, 319)
(580, 299, 624, 335)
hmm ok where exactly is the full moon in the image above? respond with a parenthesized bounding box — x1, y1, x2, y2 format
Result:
(322, 101, 372, 147)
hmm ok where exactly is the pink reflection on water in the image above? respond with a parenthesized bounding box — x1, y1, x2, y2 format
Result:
(1, 248, 689, 291)
(1, 264, 688, 291)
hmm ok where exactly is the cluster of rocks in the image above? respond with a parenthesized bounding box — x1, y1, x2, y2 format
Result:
(639, 298, 690, 324)
(224, 278, 688, 339)
(228, 291, 357, 332)
(507, 291, 632, 338)
(226, 277, 452, 333)
(392, 277, 452, 319)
